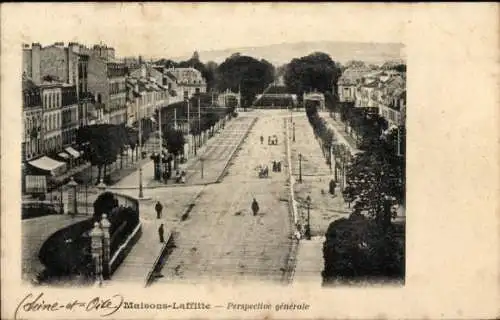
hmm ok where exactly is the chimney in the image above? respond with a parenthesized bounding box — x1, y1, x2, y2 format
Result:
(31, 43, 42, 84)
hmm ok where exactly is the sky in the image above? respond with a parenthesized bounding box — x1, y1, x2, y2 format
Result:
(4, 3, 408, 59)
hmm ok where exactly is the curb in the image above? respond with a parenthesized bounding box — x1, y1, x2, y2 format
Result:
(144, 231, 174, 287)
(282, 118, 300, 285)
(144, 188, 205, 287)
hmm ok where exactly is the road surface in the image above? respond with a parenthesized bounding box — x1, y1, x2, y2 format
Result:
(154, 110, 293, 285)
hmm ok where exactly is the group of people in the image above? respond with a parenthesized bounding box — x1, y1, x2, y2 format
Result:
(174, 170, 186, 184)
(259, 135, 279, 145)
(258, 165, 269, 178)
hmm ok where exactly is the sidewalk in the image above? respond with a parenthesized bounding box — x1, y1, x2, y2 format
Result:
(290, 116, 351, 239)
(111, 219, 172, 283)
(109, 115, 256, 189)
(293, 236, 325, 286)
(320, 112, 361, 155)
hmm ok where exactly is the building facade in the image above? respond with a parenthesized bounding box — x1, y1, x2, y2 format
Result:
(40, 83, 63, 154)
(23, 42, 95, 126)
(166, 67, 206, 100)
(87, 57, 128, 125)
(61, 84, 79, 146)
(22, 79, 43, 161)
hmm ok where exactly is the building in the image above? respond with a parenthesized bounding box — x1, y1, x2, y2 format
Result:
(22, 78, 43, 161)
(60, 84, 79, 147)
(22, 42, 94, 127)
(126, 73, 169, 126)
(87, 56, 128, 125)
(165, 67, 206, 100)
(337, 67, 371, 103)
(39, 81, 64, 154)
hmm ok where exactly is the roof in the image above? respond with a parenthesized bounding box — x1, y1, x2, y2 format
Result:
(338, 67, 372, 85)
(165, 72, 177, 81)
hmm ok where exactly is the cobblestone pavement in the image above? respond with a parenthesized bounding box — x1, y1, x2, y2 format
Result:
(153, 110, 293, 285)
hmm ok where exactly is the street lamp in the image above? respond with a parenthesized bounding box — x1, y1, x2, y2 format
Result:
(305, 195, 311, 240)
(97, 179, 107, 193)
(200, 157, 205, 179)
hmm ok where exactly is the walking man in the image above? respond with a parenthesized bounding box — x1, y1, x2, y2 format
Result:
(329, 179, 336, 196)
(155, 201, 163, 219)
(260, 135, 264, 144)
(158, 223, 165, 243)
(251, 198, 260, 216)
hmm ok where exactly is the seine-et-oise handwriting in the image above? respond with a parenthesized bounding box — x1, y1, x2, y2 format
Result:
(14, 292, 124, 319)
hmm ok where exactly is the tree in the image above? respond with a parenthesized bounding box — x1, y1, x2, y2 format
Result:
(284, 52, 341, 97)
(216, 54, 275, 107)
(164, 128, 185, 159)
(76, 124, 125, 184)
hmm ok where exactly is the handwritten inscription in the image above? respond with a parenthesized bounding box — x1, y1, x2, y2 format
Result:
(14, 292, 124, 320)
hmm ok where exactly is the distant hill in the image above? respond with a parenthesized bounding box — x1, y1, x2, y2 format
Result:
(169, 41, 405, 66)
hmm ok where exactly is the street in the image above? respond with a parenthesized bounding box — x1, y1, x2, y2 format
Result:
(154, 110, 292, 284)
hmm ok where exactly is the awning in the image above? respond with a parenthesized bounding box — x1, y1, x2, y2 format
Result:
(28, 156, 67, 176)
(58, 152, 70, 160)
(65, 146, 80, 159)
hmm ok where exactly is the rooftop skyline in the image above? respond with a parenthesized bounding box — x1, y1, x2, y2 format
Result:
(7, 3, 407, 59)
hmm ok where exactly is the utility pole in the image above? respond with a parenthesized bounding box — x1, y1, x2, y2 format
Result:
(299, 153, 303, 183)
(187, 98, 190, 157)
(305, 195, 311, 240)
(158, 91, 163, 180)
(198, 95, 201, 150)
(137, 97, 144, 198)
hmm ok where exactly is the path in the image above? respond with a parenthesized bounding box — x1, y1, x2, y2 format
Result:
(153, 110, 292, 285)
(320, 112, 361, 155)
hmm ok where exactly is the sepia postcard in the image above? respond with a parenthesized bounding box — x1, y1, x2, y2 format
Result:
(1, 3, 499, 319)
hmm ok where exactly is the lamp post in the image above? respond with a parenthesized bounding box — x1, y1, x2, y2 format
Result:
(59, 186, 64, 215)
(200, 157, 204, 179)
(305, 195, 311, 240)
(298, 153, 303, 183)
(67, 177, 78, 217)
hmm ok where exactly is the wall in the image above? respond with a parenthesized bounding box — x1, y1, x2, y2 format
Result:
(87, 57, 109, 111)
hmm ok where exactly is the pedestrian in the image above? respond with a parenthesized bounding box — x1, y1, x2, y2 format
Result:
(155, 201, 163, 219)
(272, 161, 276, 172)
(158, 223, 165, 243)
(251, 198, 260, 216)
(329, 179, 336, 195)
(260, 135, 264, 144)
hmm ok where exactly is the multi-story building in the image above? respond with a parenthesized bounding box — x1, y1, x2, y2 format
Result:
(22, 42, 94, 127)
(61, 84, 79, 146)
(165, 67, 206, 100)
(22, 78, 43, 161)
(337, 67, 371, 103)
(126, 72, 169, 126)
(88, 57, 128, 125)
(337, 67, 406, 128)
(39, 82, 63, 154)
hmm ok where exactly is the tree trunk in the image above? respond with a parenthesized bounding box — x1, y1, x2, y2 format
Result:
(120, 150, 123, 169)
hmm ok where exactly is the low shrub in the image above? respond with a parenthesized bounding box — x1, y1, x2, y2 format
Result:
(322, 214, 405, 283)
